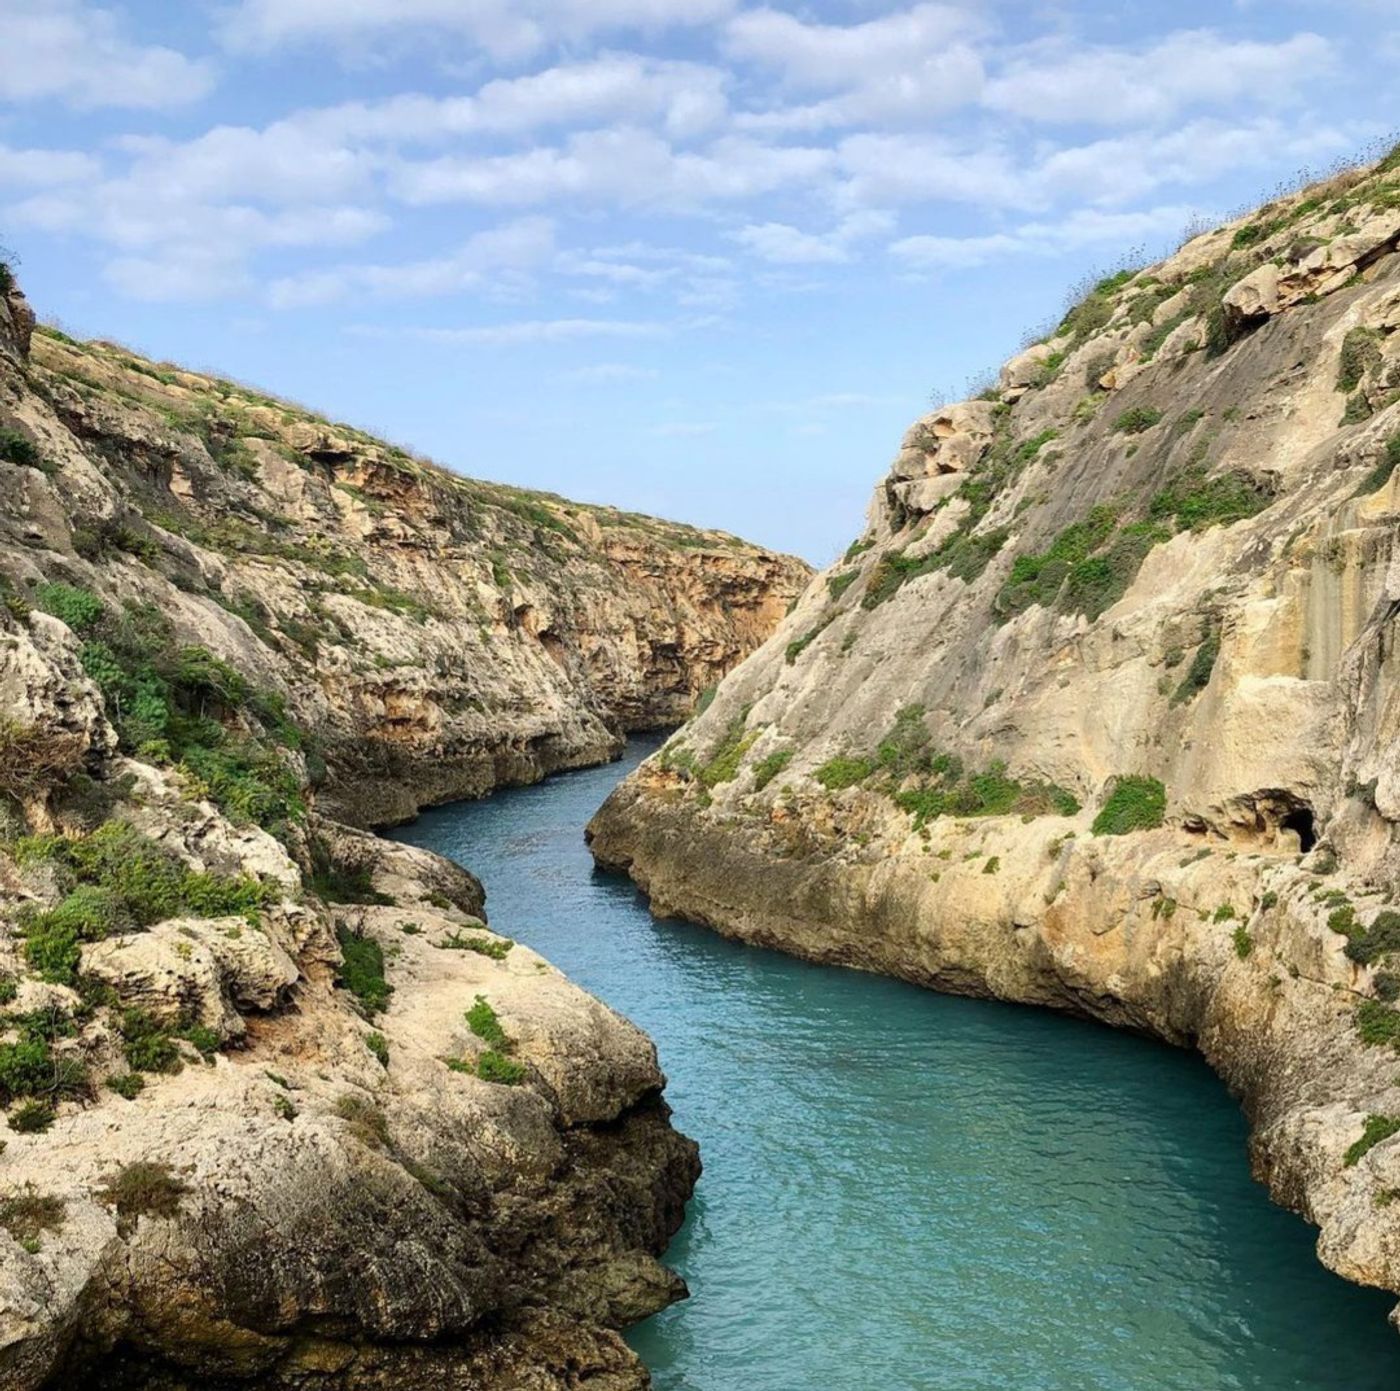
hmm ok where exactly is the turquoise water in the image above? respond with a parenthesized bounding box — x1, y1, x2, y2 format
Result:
(393, 737, 1400, 1391)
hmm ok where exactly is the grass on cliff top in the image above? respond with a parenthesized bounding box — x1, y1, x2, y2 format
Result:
(1091, 776, 1167, 836)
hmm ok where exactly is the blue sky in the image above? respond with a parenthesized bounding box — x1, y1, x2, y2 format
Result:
(0, 2, 1394, 563)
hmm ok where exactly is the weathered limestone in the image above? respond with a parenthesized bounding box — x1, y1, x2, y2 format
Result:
(591, 150, 1400, 1327)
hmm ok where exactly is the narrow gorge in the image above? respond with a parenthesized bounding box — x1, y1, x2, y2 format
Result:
(589, 148, 1400, 1326)
(0, 271, 805, 1389)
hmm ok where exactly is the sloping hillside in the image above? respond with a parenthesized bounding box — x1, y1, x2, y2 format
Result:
(590, 149, 1400, 1321)
(0, 279, 813, 1387)
(0, 293, 808, 826)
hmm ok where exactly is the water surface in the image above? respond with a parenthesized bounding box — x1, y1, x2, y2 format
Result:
(394, 736, 1400, 1391)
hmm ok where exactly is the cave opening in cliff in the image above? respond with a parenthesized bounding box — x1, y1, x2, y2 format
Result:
(1282, 806, 1317, 852)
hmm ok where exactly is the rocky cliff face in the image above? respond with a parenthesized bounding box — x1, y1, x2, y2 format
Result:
(590, 149, 1400, 1322)
(0, 293, 807, 827)
(0, 281, 809, 1387)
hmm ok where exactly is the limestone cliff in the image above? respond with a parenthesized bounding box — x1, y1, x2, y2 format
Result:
(0, 294, 808, 827)
(0, 280, 811, 1388)
(590, 149, 1400, 1322)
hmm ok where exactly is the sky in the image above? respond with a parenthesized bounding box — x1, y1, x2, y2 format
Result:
(0, 2, 1395, 564)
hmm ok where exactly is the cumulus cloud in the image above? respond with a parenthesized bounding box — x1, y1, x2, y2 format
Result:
(220, 0, 736, 62)
(984, 29, 1334, 126)
(0, 0, 213, 109)
(373, 317, 670, 346)
(727, 3, 985, 131)
(292, 56, 730, 145)
(732, 211, 894, 264)
(267, 218, 557, 308)
(889, 204, 1206, 270)
(0, 144, 100, 190)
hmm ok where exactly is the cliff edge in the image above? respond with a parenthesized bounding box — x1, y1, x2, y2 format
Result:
(590, 148, 1400, 1323)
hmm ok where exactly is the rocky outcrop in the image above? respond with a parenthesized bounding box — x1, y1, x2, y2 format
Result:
(0, 278, 817, 1386)
(590, 149, 1400, 1322)
(0, 309, 807, 827)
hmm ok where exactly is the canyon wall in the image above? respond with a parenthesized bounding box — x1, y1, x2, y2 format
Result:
(590, 150, 1400, 1323)
(0, 281, 804, 1388)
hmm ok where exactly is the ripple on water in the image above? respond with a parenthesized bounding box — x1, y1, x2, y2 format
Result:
(394, 738, 1400, 1391)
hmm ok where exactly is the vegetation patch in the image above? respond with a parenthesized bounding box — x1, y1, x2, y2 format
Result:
(71, 600, 308, 835)
(333, 1094, 389, 1148)
(1353, 431, 1400, 499)
(465, 995, 509, 1050)
(696, 714, 760, 790)
(0, 1187, 65, 1249)
(1356, 1000, 1400, 1051)
(814, 755, 877, 791)
(1342, 909, 1400, 967)
(335, 926, 392, 1016)
(1170, 622, 1221, 706)
(1112, 406, 1164, 435)
(750, 749, 793, 792)
(0, 427, 47, 474)
(98, 1162, 188, 1231)
(440, 932, 512, 959)
(786, 617, 833, 665)
(1091, 776, 1167, 836)
(1345, 1115, 1400, 1167)
(1232, 925, 1254, 959)
(18, 822, 272, 987)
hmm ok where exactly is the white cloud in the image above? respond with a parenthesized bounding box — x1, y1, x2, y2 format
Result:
(564, 362, 660, 383)
(727, 3, 985, 132)
(725, 4, 982, 89)
(293, 56, 729, 145)
(390, 128, 832, 209)
(267, 218, 557, 307)
(374, 317, 669, 346)
(0, 0, 213, 109)
(985, 30, 1334, 126)
(732, 211, 894, 264)
(651, 421, 716, 437)
(0, 144, 100, 189)
(221, 0, 735, 62)
(890, 204, 1204, 270)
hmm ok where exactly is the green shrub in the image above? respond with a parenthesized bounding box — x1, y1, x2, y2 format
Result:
(107, 1072, 145, 1100)
(1356, 1000, 1400, 1050)
(1170, 624, 1221, 706)
(440, 932, 512, 959)
(22, 919, 81, 985)
(815, 755, 876, 791)
(309, 839, 393, 906)
(120, 1009, 182, 1075)
(34, 583, 104, 633)
(365, 1032, 389, 1067)
(826, 572, 858, 601)
(786, 618, 832, 665)
(0, 427, 45, 472)
(97, 1161, 187, 1222)
(751, 749, 793, 792)
(465, 995, 508, 1049)
(1092, 776, 1167, 835)
(1353, 432, 1400, 499)
(7, 1101, 54, 1134)
(1343, 909, 1400, 966)
(1148, 467, 1273, 532)
(335, 927, 391, 1016)
(1232, 925, 1254, 959)
(1345, 1115, 1400, 1167)
(333, 1093, 390, 1148)
(1337, 328, 1383, 394)
(473, 1050, 526, 1085)
(0, 1187, 65, 1244)
(698, 715, 759, 789)
(1113, 406, 1164, 435)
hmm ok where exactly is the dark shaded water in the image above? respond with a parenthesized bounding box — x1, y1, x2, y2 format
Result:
(393, 737, 1400, 1391)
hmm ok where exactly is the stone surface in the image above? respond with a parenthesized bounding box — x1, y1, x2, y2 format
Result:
(590, 149, 1400, 1327)
(0, 274, 816, 1386)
